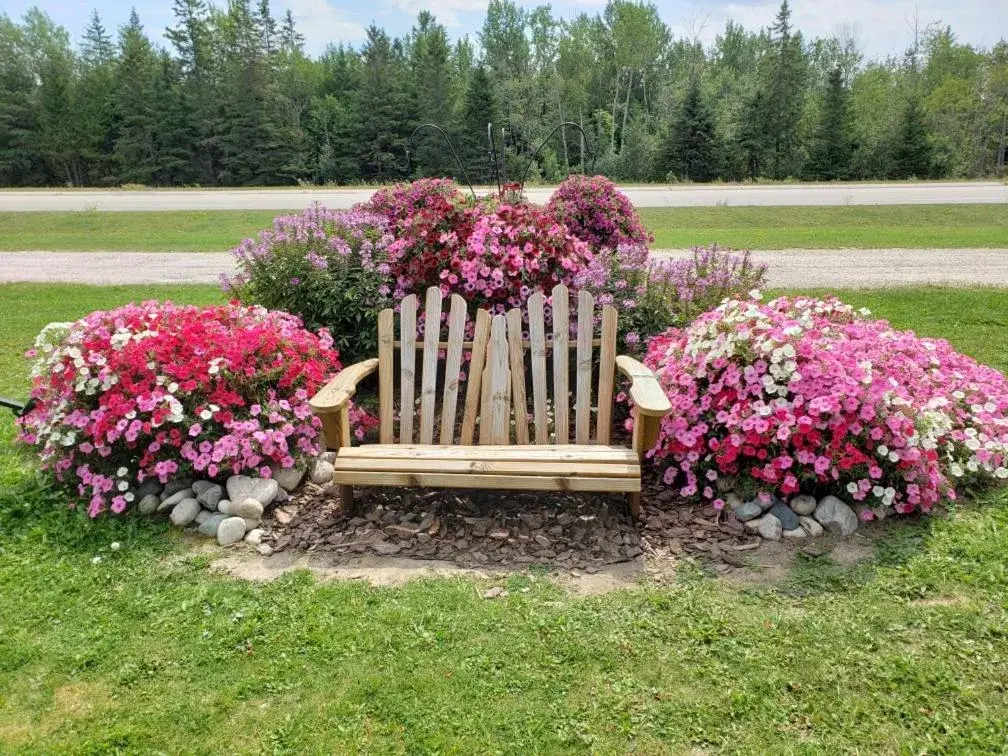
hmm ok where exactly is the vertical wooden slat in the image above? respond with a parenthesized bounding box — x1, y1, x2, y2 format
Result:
(377, 308, 394, 444)
(574, 289, 594, 445)
(551, 283, 569, 444)
(480, 315, 511, 445)
(595, 304, 618, 445)
(398, 294, 417, 444)
(460, 309, 491, 445)
(419, 287, 443, 445)
(506, 308, 529, 444)
(527, 292, 548, 445)
(439, 295, 468, 445)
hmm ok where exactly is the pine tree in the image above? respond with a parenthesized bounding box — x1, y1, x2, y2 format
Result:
(408, 12, 455, 178)
(458, 65, 499, 183)
(807, 66, 851, 179)
(663, 79, 719, 181)
(355, 25, 410, 181)
(893, 96, 931, 178)
(113, 9, 159, 184)
(166, 0, 215, 183)
(764, 0, 806, 178)
(737, 88, 769, 178)
(77, 11, 117, 184)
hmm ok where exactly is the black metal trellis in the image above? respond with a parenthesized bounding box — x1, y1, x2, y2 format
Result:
(401, 123, 478, 199)
(0, 396, 31, 417)
(518, 121, 597, 194)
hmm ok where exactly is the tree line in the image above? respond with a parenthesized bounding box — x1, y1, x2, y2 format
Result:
(1, 0, 1006, 187)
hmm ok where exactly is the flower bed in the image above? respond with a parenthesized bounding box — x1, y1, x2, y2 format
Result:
(642, 295, 1008, 516)
(17, 301, 346, 517)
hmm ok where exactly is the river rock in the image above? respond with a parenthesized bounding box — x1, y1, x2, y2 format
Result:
(220, 497, 264, 520)
(318, 451, 337, 465)
(226, 475, 278, 506)
(799, 516, 824, 537)
(257, 543, 274, 556)
(157, 489, 191, 513)
(271, 465, 305, 492)
(198, 513, 228, 537)
(242, 517, 260, 530)
(733, 500, 764, 521)
(161, 478, 194, 499)
(136, 480, 163, 499)
(192, 481, 223, 510)
(195, 510, 211, 525)
(745, 514, 782, 541)
(170, 498, 201, 526)
(310, 460, 335, 485)
(782, 527, 806, 538)
(814, 495, 858, 536)
(789, 494, 817, 516)
(245, 528, 263, 546)
(216, 517, 246, 546)
(723, 492, 743, 510)
(768, 501, 799, 531)
(138, 494, 160, 515)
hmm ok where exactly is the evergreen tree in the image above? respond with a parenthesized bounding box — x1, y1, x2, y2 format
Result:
(407, 12, 455, 178)
(663, 78, 719, 181)
(807, 66, 851, 179)
(355, 25, 410, 181)
(0, 17, 43, 184)
(893, 96, 932, 178)
(77, 11, 116, 184)
(737, 88, 769, 178)
(166, 0, 216, 183)
(459, 66, 499, 183)
(763, 0, 806, 178)
(113, 9, 159, 184)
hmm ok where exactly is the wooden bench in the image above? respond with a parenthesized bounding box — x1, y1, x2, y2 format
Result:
(308, 285, 671, 517)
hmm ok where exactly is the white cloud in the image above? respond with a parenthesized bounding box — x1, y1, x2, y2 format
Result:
(286, 0, 367, 52)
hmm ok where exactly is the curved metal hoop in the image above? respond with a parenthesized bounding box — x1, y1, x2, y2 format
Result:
(401, 124, 477, 199)
(520, 122, 598, 193)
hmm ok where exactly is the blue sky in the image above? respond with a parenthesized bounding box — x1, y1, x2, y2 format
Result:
(7, 0, 1003, 60)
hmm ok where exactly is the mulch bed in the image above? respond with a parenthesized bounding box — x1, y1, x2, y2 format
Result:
(258, 478, 761, 574)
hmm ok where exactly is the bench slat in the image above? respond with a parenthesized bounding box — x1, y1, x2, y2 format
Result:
(340, 444, 638, 462)
(332, 458, 639, 477)
(596, 304, 618, 444)
(377, 308, 394, 443)
(481, 314, 511, 445)
(331, 471, 641, 493)
(460, 309, 491, 445)
(552, 283, 569, 444)
(439, 294, 467, 445)
(419, 286, 443, 445)
(398, 294, 418, 444)
(574, 289, 594, 445)
(527, 291, 549, 444)
(506, 308, 529, 444)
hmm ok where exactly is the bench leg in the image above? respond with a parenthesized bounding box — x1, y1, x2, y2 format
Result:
(627, 492, 642, 520)
(339, 485, 355, 514)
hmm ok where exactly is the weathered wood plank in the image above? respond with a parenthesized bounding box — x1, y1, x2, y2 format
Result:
(506, 308, 529, 444)
(460, 309, 491, 445)
(480, 314, 511, 445)
(527, 291, 548, 444)
(595, 305, 618, 444)
(398, 294, 418, 444)
(330, 471, 640, 493)
(308, 359, 378, 412)
(574, 289, 594, 445)
(439, 294, 467, 445)
(332, 458, 639, 477)
(340, 444, 638, 462)
(418, 287, 443, 445)
(377, 309, 394, 443)
(552, 283, 569, 444)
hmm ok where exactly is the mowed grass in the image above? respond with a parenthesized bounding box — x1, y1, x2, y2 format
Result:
(0, 282, 1007, 752)
(0, 203, 1005, 252)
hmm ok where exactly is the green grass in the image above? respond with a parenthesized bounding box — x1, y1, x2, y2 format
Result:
(1, 282, 1007, 752)
(641, 204, 1008, 249)
(1, 204, 1006, 253)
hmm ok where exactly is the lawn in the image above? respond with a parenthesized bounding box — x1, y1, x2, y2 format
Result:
(1, 283, 1007, 752)
(0, 203, 1005, 253)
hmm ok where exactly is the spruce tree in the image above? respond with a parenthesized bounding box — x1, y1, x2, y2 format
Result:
(459, 65, 499, 183)
(764, 0, 806, 178)
(893, 96, 931, 178)
(355, 25, 410, 181)
(113, 9, 159, 184)
(807, 66, 851, 179)
(663, 78, 719, 181)
(408, 12, 455, 178)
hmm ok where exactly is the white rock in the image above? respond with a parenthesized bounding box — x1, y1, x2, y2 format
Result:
(157, 489, 191, 513)
(170, 498, 201, 526)
(789, 494, 817, 516)
(310, 460, 335, 485)
(256, 543, 274, 556)
(782, 527, 806, 538)
(226, 475, 279, 506)
(192, 481, 223, 510)
(138, 494, 160, 515)
(814, 495, 859, 536)
(723, 492, 743, 510)
(271, 464, 305, 492)
(217, 517, 246, 546)
(799, 516, 824, 537)
(245, 528, 263, 546)
(226, 497, 264, 519)
(745, 514, 782, 541)
(242, 517, 260, 530)
(318, 451, 337, 465)
(195, 510, 211, 525)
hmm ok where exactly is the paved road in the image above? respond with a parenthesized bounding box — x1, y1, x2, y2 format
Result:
(1, 182, 1005, 211)
(4, 249, 1007, 288)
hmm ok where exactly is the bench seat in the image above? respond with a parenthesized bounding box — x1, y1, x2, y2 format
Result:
(332, 445, 642, 493)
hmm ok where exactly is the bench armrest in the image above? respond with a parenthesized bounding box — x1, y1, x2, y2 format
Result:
(309, 358, 379, 414)
(615, 355, 672, 417)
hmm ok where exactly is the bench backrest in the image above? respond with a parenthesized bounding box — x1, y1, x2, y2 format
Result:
(378, 285, 617, 446)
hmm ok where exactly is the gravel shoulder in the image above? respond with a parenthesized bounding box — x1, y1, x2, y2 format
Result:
(3, 248, 1007, 288)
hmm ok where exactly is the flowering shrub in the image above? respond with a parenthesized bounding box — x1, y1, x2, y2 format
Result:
(642, 295, 1008, 515)
(546, 175, 652, 251)
(17, 302, 347, 517)
(224, 205, 395, 363)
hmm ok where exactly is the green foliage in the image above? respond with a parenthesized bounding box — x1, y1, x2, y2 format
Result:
(894, 96, 933, 178)
(662, 79, 720, 181)
(806, 67, 852, 179)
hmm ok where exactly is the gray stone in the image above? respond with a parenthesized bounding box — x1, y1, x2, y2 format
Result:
(193, 481, 223, 510)
(318, 451, 337, 465)
(161, 478, 193, 499)
(169, 498, 201, 526)
(310, 460, 335, 485)
(198, 513, 228, 537)
(789, 494, 817, 516)
(799, 516, 824, 537)
(138, 494, 160, 515)
(782, 527, 807, 539)
(271, 465, 305, 492)
(225, 475, 279, 506)
(157, 489, 190, 513)
(733, 500, 764, 521)
(195, 510, 211, 525)
(724, 492, 743, 510)
(245, 528, 264, 546)
(221, 497, 264, 520)
(242, 518, 260, 530)
(745, 514, 782, 541)
(257, 543, 274, 556)
(814, 495, 858, 536)
(136, 480, 163, 499)
(216, 517, 246, 546)
(372, 540, 401, 556)
(768, 501, 800, 531)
